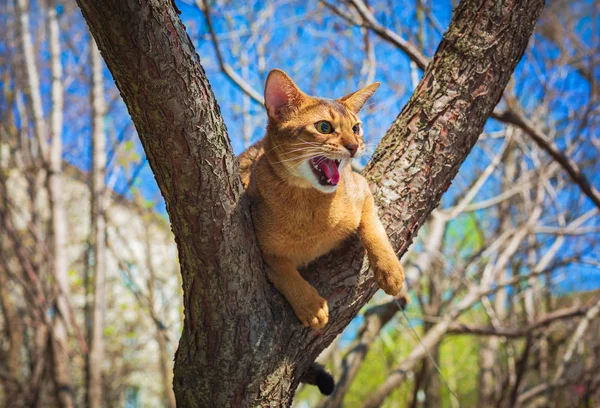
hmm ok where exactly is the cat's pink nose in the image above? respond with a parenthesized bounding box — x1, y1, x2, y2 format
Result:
(345, 143, 358, 157)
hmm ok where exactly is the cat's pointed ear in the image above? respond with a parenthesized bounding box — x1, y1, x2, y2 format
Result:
(339, 82, 380, 114)
(264, 69, 306, 121)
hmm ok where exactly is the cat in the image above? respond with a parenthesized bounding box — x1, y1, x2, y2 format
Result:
(238, 68, 406, 395)
(239, 68, 405, 326)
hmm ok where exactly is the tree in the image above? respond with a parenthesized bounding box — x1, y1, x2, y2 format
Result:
(75, 0, 545, 405)
(86, 37, 107, 408)
(16, 0, 75, 405)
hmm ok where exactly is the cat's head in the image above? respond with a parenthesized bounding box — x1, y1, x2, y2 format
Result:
(263, 69, 379, 194)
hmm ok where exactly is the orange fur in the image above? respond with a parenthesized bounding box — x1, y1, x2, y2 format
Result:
(239, 69, 404, 329)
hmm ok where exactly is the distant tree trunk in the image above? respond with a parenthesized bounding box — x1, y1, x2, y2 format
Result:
(144, 233, 177, 408)
(86, 37, 107, 408)
(0, 266, 23, 400)
(0, 137, 21, 400)
(46, 2, 74, 407)
(479, 339, 497, 405)
(411, 300, 442, 408)
(15, 0, 47, 160)
(480, 142, 517, 406)
(76, 0, 545, 405)
(157, 324, 177, 408)
(17, 0, 74, 404)
(410, 214, 447, 408)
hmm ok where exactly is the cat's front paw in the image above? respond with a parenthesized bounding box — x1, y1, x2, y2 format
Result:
(373, 257, 405, 296)
(291, 289, 329, 329)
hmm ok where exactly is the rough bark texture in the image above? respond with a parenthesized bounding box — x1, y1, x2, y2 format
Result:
(75, 0, 545, 406)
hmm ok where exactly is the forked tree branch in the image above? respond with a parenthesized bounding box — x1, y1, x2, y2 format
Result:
(76, 0, 545, 405)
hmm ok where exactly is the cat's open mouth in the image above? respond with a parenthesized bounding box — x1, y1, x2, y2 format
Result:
(309, 156, 341, 186)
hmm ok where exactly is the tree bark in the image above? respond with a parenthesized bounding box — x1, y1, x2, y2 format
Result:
(86, 37, 107, 408)
(75, 0, 545, 405)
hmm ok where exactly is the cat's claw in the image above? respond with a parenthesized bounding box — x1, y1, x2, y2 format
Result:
(374, 258, 405, 296)
(294, 295, 329, 329)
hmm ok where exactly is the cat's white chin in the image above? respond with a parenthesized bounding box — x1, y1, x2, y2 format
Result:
(314, 184, 338, 194)
(297, 159, 349, 194)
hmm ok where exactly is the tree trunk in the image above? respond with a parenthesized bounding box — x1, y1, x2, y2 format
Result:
(479, 143, 517, 405)
(144, 224, 177, 408)
(86, 36, 107, 408)
(75, 0, 545, 405)
(17, 0, 74, 404)
(15, 0, 47, 160)
(46, 3, 75, 407)
(157, 324, 177, 408)
(0, 269, 23, 400)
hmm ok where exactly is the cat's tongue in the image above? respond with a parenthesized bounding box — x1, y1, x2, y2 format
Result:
(317, 158, 340, 185)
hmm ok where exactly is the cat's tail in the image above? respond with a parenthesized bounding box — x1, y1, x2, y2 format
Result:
(300, 362, 335, 396)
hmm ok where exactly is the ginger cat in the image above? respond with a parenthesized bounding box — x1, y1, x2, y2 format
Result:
(239, 69, 405, 330)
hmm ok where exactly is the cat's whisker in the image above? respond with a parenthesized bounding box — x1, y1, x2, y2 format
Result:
(272, 143, 324, 154)
(264, 143, 295, 156)
(263, 139, 324, 159)
(274, 149, 324, 160)
(277, 147, 323, 156)
(270, 153, 321, 165)
(297, 138, 323, 146)
(284, 138, 322, 147)
(278, 145, 322, 154)
(264, 140, 319, 156)
(289, 159, 310, 172)
(314, 157, 327, 166)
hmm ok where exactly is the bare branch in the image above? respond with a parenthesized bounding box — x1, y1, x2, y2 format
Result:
(447, 306, 588, 337)
(196, 0, 265, 105)
(493, 109, 600, 211)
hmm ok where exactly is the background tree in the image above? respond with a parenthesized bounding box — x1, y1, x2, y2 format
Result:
(1, 1, 181, 406)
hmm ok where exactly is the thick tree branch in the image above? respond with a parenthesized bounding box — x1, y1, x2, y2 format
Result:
(76, 0, 545, 405)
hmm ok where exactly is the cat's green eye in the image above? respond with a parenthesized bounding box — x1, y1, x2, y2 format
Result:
(352, 124, 360, 134)
(315, 121, 333, 134)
